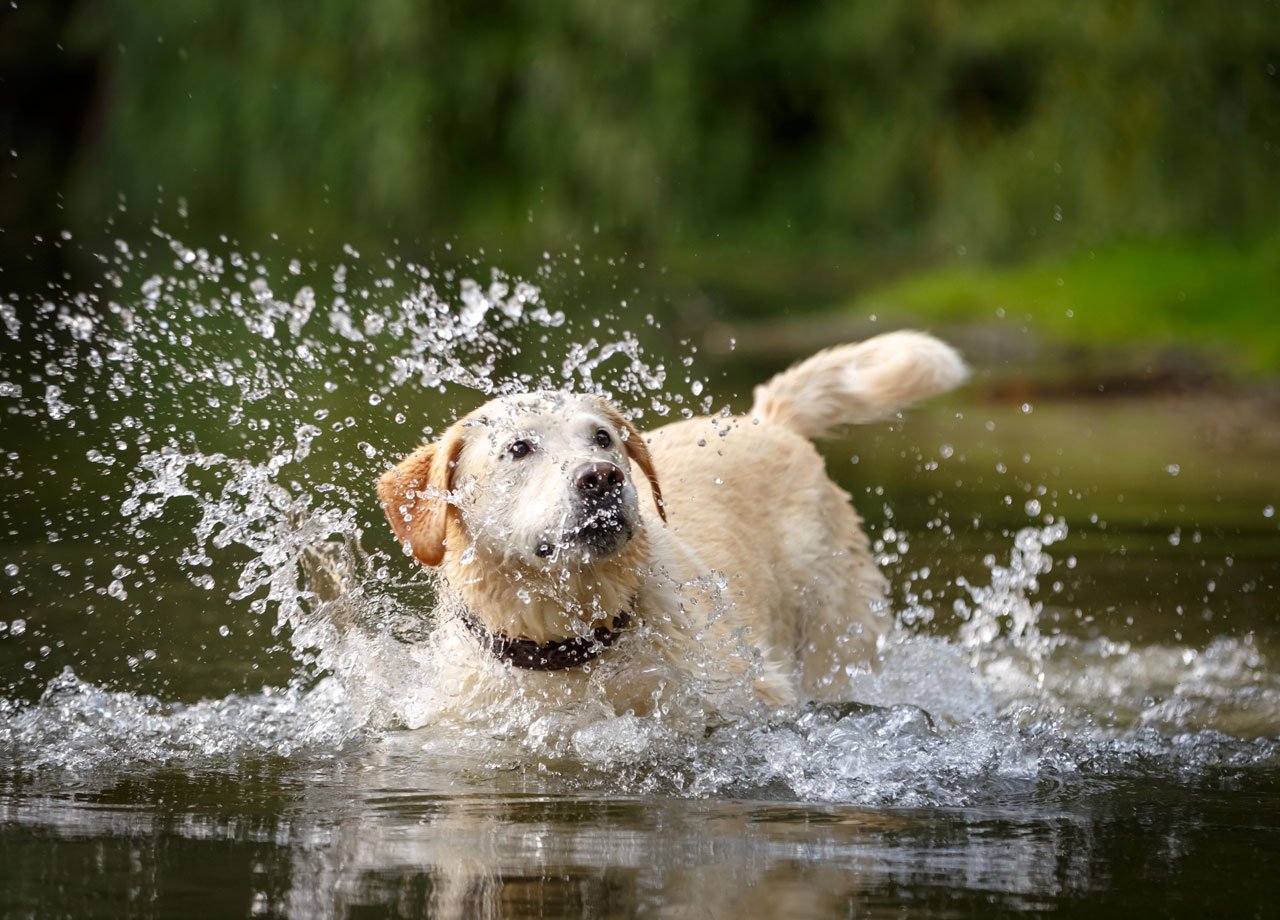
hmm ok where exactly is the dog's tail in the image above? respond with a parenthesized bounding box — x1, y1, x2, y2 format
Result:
(750, 331, 967, 440)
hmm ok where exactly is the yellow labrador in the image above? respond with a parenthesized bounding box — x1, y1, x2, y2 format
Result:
(378, 331, 965, 715)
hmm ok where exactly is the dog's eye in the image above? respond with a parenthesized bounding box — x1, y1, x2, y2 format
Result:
(508, 439, 533, 460)
(594, 428, 613, 449)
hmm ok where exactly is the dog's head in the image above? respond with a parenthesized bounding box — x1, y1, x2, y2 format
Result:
(377, 392, 664, 572)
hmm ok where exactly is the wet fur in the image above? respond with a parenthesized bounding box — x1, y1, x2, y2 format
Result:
(378, 331, 966, 714)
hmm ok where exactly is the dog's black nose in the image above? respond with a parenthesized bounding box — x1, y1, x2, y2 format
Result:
(574, 462, 625, 498)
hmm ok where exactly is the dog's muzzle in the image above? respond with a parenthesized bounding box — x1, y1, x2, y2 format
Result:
(535, 462, 632, 558)
(572, 461, 631, 549)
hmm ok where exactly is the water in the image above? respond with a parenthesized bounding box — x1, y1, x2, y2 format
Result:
(1, 232, 1278, 917)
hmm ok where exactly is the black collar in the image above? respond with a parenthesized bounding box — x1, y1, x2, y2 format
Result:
(459, 604, 634, 671)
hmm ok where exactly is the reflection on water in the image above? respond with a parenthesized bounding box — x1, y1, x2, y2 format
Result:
(1, 232, 1278, 916)
(3, 736, 1278, 918)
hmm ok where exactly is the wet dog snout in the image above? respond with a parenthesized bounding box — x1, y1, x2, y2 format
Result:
(574, 462, 625, 499)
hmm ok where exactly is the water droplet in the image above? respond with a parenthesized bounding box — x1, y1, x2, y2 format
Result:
(44, 384, 72, 420)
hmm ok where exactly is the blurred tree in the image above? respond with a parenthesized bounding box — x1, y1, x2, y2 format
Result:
(22, 0, 1280, 264)
(0, 0, 97, 291)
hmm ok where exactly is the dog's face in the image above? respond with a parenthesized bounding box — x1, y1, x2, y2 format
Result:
(378, 392, 664, 572)
(454, 393, 644, 566)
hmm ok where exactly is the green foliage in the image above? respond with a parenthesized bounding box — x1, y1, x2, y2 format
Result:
(68, 1, 1280, 261)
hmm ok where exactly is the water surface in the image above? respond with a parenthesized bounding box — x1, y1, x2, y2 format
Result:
(1, 236, 1277, 917)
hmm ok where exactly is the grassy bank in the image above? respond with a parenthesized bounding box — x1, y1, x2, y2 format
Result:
(848, 236, 1280, 375)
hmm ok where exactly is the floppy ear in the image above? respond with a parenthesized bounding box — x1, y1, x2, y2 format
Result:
(376, 429, 465, 567)
(600, 403, 666, 522)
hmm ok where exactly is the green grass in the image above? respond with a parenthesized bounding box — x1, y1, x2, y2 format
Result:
(850, 236, 1280, 374)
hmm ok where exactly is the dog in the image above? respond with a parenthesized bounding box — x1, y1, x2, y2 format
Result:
(377, 331, 966, 718)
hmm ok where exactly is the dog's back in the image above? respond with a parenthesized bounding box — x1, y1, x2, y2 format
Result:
(643, 331, 966, 701)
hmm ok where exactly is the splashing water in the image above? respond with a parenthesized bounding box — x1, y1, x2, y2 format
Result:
(0, 231, 1276, 806)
